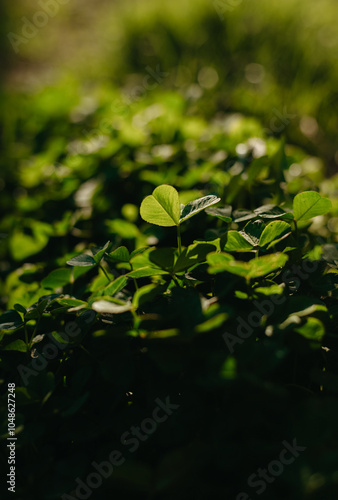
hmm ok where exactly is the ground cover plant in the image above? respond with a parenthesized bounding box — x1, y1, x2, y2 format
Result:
(1, 90, 338, 498)
(2, 1, 338, 499)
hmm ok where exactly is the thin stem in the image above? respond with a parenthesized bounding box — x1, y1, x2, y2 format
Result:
(177, 224, 182, 256)
(99, 264, 112, 283)
(294, 219, 299, 242)
(131, 308, 140, 329)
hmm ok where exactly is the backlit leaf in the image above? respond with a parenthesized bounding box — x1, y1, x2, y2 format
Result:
(208, 252, 288, 280)
(259, 221, 292, 248)
(293, 191, 332, 221)
(140, 184, 180, 227)
(223, 231, 254, 252)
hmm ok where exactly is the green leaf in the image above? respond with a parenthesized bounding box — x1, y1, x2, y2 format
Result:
(259, 221, 292, 248)
(254, 284, 284, 295)
(232, 209, 257, 223)
(53, 298, 88, 309)
(42, 267, 89, 289)
(248, 253, 289, 279)
(254, 204, 294, 220)
(128, 267, 169, 278)
(24, 308, 40, 321)
(106, 219, 139, 239)
(174, 243, 216, 272)
(180, 194, 221, 223)
(91, 241, 110, 264)
(205, 206, 232, 223)
(195, 313, 228, 333)
(9, 220, 53, 261)
(42, 268, 72, 288)
(242, 220, 265, 246)
(208, 252, 288, 280)
(14, 304, 27, 315)
(149, 248, 176, 271)
(219, 356, 237, 379)
(100, 275, 129, 296)
(107, 246, 130, 263)
(67, 254, 97, 267)
(293, 191, 332, 221)
(3, 340, 27, 352)
(140, 184, 180, 227)
(223, 231, 254, 252)
(129, 247, 148, 259)
(129, 248, 170, 277)
(0, 310, 24, 331)
(36, 295, 59, 314)
(295, 317, 325, 341)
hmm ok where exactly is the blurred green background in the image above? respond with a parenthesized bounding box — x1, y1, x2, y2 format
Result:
(2, 0, 338, 169)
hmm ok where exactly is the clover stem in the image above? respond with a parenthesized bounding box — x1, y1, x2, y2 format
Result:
(294, 219, 299, 242)
(99, 264, 112, 283)
(177, 224, 182, 256)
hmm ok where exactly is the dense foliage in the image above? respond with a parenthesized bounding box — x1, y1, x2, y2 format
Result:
(2, 1, 338, 499)
(1, 90, 338, 499)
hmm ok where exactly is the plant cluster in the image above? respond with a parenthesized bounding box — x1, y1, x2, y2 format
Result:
(1, 90, 338, 499)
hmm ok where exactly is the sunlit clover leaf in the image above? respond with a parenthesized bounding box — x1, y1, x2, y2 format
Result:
(3, 340, 27, 352)
(293, 191, 332, 221)
(259, 221, 292, 248)
(140, 185, 180, 227)
(223, 231, 254, 252)
(95, 275, 129, 298)
(295, 317, 325, 341)
(208, 252, 288, 280)
(140, 186, 221, 227)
